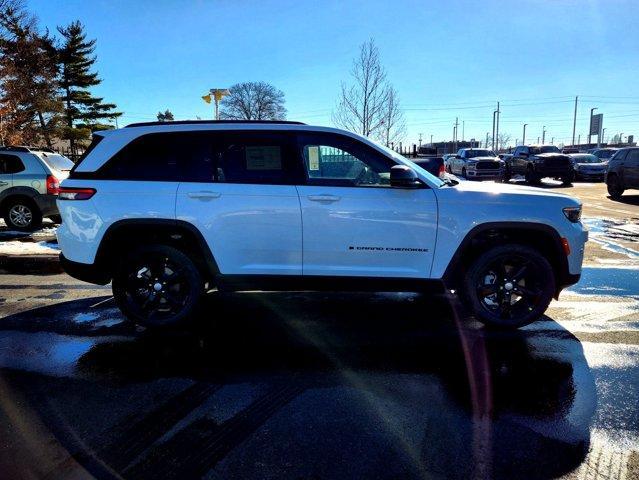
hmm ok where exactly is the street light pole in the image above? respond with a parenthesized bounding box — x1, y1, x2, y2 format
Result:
(542, 126, 546, 144)
(430, 134, 433, 145)
(602, 128, 606, 145)
(495, 101, 500, 152)
(522, 123, 527, 145)
(492, 111, 496, 150)
(572, 96, 578, 146)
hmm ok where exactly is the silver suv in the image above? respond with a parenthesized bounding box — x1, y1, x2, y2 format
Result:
(0, 146, 73, 230)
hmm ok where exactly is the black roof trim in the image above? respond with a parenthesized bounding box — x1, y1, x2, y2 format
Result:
(124, 120, 306, 128)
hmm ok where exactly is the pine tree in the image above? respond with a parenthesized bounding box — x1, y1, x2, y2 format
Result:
(0, 0, 62, 147)
(57, 20, 120, 154)
(157, 109, 174, 122)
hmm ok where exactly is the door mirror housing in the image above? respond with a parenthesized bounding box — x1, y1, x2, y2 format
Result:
(390, 165, 421, 188)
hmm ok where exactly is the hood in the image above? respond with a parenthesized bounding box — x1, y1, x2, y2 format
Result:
(536, 152, 569, 159)
(451, 178, 578, 202)
(468, 156, 501, 162)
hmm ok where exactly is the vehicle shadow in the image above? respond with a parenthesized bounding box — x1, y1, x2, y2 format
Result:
(69, 292, 593, 479)
(608, 194, 639, 206)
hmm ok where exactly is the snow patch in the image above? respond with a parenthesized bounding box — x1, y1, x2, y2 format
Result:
(0, 240, 59, 255)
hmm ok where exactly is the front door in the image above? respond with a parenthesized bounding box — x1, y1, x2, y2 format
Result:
(295, 132, 438, 279)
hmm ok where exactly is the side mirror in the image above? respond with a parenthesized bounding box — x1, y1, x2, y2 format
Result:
(390, 165, 421, 188)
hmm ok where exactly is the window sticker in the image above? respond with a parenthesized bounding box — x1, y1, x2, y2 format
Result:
(245, 146, 282, 170)
(308, 146, 320, 171)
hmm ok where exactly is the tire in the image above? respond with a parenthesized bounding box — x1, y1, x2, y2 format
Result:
(112, 244, 203, 328)
(3, 197, 42, 231)
(462, 167, 468, 179)
(463, 244, 555, 329)
(525, 167, 540, 185)
(607, 174, 624, 199)
(561, 173, 574, 186)
(501, 167, 511, 183)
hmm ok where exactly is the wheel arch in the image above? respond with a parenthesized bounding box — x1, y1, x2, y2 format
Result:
(442, 221, 569, 298)
(95, 219, 220, 282)
(0, 187, 40, 214)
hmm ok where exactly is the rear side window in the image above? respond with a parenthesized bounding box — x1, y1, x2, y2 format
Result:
(214, 131, 300, 185)
(99, 132, 214, 181)
(0, 154, 25, 174)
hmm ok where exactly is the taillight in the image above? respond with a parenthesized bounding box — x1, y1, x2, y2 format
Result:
(46, 175, 60, 195)
(58, 187, 96, 200)
(438, 163, 446, 177)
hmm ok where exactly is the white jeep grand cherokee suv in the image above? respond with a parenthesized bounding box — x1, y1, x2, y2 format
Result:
(57, 121, 588, 329)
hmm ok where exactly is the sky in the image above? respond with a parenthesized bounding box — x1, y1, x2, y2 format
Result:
(27, 0, 639, 147)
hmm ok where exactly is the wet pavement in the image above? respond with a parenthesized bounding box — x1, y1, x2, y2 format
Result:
(0, 183, 637, 479)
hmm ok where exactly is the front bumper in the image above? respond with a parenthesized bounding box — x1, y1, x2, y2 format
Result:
(532, 164, 573, 176)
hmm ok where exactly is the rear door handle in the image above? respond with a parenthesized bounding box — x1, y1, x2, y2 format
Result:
(308, 194, 341, 203)
(187, 191, 221, 199)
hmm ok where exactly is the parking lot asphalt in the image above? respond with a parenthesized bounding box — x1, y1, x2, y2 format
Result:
(0, 181, 637, 479)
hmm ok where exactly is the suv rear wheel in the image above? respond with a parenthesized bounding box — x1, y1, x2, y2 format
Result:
(464, 244, 555, 329)
(112, 245, 203, 328)
(606, 174, 624, 199)
(3, 197, 42, 231)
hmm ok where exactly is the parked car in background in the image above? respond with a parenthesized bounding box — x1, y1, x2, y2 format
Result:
(411, 156, 445, 178)
(448, 148, 504, 180)
(0, 146, 73, 230)
(443, 153, 456, 172)
(505, 145, 574, 185)
(589, 148, 618, 162)
(569, 153, 606, 181)
(605, 147, 639, 199)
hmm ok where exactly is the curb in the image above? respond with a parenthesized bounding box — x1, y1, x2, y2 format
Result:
(0, 253, 63, 274)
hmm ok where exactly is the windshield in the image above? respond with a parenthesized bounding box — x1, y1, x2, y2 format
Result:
(596, 149, 617, 159)
(530, 146, 560, 154)
(466, 149, 495, 158)
(573, 154, 600, 164)
(39, 153, 74, 171)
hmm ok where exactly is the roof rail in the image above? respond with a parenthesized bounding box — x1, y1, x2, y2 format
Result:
(124, 120, 306, 128)
(0, 145, 57, 153)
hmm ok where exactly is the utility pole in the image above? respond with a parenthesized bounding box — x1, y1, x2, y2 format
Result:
(418, 133, 422, 147)
(602, 128, 606, 144)
(430, 134, 433, 145)
(462, 121, 465, 141)
(577, 134, 580, 145)
(588, 107, 597, 145)
(551, 137, 554, 144)
(492, 111, 496, 150)
(495, 101, 500, 152)
(454, 117, 459, 152)
(522, 123, 527, 145)
(572, 96, 578, 146)
(542, 126, 546, 144)
(537, 136, 540, 144)
(485, 131, 490, 149)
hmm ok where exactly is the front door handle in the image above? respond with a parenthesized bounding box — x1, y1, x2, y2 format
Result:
(187, 191, 221, 199)
(0, 181, 8, 186)
(308, 194, 341, 203)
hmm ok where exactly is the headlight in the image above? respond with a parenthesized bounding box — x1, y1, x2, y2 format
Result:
(563, 206, 582, 223)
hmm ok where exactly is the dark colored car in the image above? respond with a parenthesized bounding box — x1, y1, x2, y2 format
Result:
(505, 145, 574, 185)
(605, 147, 639, 199)
(411, 155, 445, 178)
(569, 153, 606, 181)
(590, 148, 618, 162)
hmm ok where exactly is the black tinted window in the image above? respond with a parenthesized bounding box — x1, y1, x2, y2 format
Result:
(0, 154, 25, 174)
(215, 131, 299, 185)
(100, 132, 214, 181)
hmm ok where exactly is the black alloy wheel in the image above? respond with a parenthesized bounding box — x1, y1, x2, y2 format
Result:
(465, 244, 555, 329)
(112, 245, 203, 327)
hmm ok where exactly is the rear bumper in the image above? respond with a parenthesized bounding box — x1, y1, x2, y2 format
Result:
(33, 194, 59, 217)
(59, 253, 110, 285)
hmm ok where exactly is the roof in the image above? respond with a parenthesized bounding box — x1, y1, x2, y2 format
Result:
(124, 120, 306, 128)
(0, 145, 55, 153)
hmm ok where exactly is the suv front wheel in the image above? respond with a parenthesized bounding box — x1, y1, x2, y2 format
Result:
(464, 244, 555, 329)
(606, 174, 624, 199)
(112, 245, 203, 328)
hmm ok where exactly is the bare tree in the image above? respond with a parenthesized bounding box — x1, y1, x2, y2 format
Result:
(333, 39, 389, 137)
(220, 81, 286, 120)
(377, 86, 405, 146)
(496, 132, 511, 151)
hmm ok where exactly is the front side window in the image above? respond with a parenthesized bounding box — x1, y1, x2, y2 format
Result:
(298, 133, 393, 187)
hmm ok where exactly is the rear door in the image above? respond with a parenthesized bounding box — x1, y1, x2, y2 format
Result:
(295, 131, 437, 278)
(0, 154, 16, 193)
(625, 149, 639, 187)
(176, 130, 303, 276)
